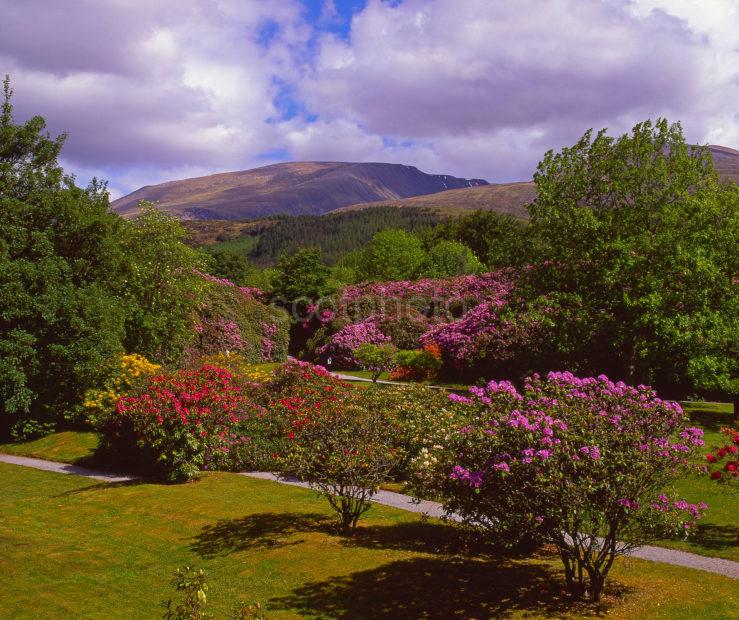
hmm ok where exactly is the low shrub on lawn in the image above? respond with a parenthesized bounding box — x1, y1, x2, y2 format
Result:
(412, 372, 708, 601)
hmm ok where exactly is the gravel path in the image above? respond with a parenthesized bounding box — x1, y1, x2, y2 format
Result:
(2, 454, 736, 579)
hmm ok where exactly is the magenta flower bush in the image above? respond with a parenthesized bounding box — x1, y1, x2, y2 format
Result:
(412, 371, 706, 601)
(316, 320, 390, 368)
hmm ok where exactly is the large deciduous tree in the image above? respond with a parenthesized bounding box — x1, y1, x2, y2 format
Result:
(527, 119, 738, 412)
(0, 77, 125, 436)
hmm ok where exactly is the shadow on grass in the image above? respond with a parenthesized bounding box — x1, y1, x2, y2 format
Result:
(53, 478, 149, 497)
(682, 522, 739, 552)
(269, 556, 624, 619)
(189, 512, 334, 557)
(684, 407, 736, 434)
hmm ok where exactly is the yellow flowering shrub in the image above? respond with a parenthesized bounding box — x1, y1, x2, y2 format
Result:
(83, 353, 160, 428)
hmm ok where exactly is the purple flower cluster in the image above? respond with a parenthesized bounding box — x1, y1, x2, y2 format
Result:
(316, 320, 390, 368)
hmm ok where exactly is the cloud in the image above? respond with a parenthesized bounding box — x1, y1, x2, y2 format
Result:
(1, 0, 736, 193)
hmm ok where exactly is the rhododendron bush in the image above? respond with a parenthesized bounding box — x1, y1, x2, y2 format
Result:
(188, 275, 289, 365)
(705, 427, 738, 483)
(101, 365, 253, 482)
(412, 372, 707, 601)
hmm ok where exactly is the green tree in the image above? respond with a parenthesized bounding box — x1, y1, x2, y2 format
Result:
(205, 249, 257, 286)
(0, 77, 125, 436)
(527, 118, 738, 407)
(116, 203, 208, 365)
(357, 229, 426, 281)
(354, 343, 398, 382)
(272, 247, 331, 305)
(420, 240, 483, 278)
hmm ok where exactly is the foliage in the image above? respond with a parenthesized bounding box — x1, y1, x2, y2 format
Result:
(353, 342, 398, 381)
(414, 372, 707, 601)
(116, 204, 209, 366)
(188, 278, 289, 365)
(527, 119, 738, 401)
(162, 565, 211, 620)
(430, 210, 532, 269)
(283, 392, 403, 534)
(705, 427, 738, 484)
(356, 229, 427, 282)
(420, 240, 484, 278)
(82, 353, 160, 429)
(0, 77, 125, 435)
(205, 249, 270, 290)
(101, 365, 249, 482)
(390, 344, 442, 382)
(243, 207, 445, 266)
(271, 247, 332, 310)
(194, 354, 274, 387)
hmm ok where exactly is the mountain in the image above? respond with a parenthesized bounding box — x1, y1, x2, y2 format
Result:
(111, 161, 487, 220)
(333, 145, 739, 218)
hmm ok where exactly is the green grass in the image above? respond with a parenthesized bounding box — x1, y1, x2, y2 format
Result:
(0, 431, 98, 465)
(653, 401, 738, 561)
(1, 463, 737, 619)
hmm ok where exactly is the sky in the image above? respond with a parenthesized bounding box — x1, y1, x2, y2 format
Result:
(1, 0, 737, 199)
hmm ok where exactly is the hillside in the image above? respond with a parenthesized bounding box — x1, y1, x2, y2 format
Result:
(332, 145, 738, 217)
(333, 181, 536, 218)
(111, 161, 487, 220)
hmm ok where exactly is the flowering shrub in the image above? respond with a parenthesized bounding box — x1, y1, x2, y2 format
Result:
(187, 280, 289, 365)
(194, 353, 274, 386)
(101, 365, 249, 481)
(284, 394, 403, 534)
(389, 344, 442, 382)
(413, 372, 706, 601)
(316, 320, 390, 368)
(705, 427, 738, 483)
(229, 361, 350, 470)
(82, 353, 161, 428)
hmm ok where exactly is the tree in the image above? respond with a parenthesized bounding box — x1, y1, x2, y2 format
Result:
(271, 247, 331, 307)
(354, 342, 398, 382)
(115, 203, 208, 365)
(284, 396, 402, 534)
(420, 240, 483, 278)
(357, 229, 426, 281)
(0, 77, 125, 437)
(527, 119, 738, 406)
(205, 249, 260, 287)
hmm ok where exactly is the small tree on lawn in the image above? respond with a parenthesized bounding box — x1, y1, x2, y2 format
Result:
(284, 397, 402, 534)
(413, 372, 707, 601)
(354, 342, 398, 382)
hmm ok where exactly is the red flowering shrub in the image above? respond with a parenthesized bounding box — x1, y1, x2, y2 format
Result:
(232, 361, 351, 470)
(705, 427, 739, 483)
(101, 365, 250, 482)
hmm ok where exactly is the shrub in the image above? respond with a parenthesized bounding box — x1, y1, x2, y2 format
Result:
(194, 353, 274, 387)
(315, 320, 390, 369)
(189, 280, 289, 365)
(284, 395, 403, 534)
(162, 565, 210, 620)
(390, 345, 442, 382)
(228, 361, 350, 471)
(354, 343, 398, 381)
(82, 353, 160, 429)
(102, 365, 249, 482)
(705, 427, 738, 483)
(414, 372, 707, 601)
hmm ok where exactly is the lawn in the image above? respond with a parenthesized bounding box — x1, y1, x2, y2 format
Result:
(2, 401, 737, 561)
(1, 463, 737, 619)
